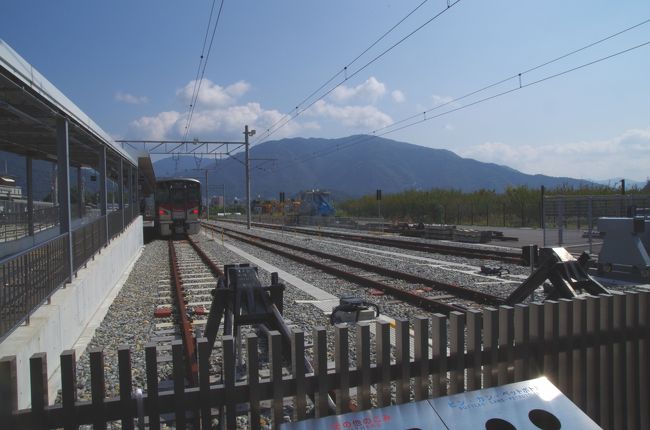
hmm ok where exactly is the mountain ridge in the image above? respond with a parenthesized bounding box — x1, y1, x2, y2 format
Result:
(152, 135, 592, 201)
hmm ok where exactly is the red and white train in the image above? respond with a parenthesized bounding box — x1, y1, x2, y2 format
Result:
(154, 177, 201, 236)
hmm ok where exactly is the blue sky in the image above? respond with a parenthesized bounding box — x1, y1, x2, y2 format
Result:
(2, 1, 650, 181)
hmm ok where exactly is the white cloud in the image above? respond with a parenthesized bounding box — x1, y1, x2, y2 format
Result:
(224, 81, 251, 97)
(431, 94, 456, 107)
(129, 111, 182, 140)
(176, 79, 251, 108)
(128, 104, 304, 140)
(391, 90, 405, 103)
(459, 128, 650, 180)
(189, 103, 302, 137)
(307, 100, 392, 130)
(129, 77, 396, 141)
(330, 77, 386, 103)
(115, 91, 148, 104)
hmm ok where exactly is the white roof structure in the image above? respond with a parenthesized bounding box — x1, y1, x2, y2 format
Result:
(0, 39, 135, 165)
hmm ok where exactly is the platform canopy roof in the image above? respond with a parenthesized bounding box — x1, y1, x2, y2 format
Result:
(0, 39, 136, 169)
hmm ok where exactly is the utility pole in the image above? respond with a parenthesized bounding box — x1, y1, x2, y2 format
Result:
(244, 125, 256, 229)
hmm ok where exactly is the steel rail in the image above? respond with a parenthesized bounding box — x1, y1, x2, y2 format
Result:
(202, 223, 486, 314)
(208, 223, 503, 306)
(212, 218, 522, 264)
(187, 234, 225, 277)
(168, 239, 199, 385)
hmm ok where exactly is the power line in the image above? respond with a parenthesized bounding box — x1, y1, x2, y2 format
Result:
(262, 36, 650, 172)
(182, 0, 219, 138)
(272, 18, 650, 167)
(378, 39, 650, 136)
(255, 0, 434, 143)
(370, 17, 650, 137)
(182, 0, 226, 144)
(253, 0, 461, 145)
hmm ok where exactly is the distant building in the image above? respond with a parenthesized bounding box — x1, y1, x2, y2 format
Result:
(210, 196, 224, 206)
(0, 176, 22, 200)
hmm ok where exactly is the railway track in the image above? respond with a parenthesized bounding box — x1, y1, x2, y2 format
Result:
(151, 235, 223, 385)
(213, 218, 523, 264)
(202, 222, 505, 315)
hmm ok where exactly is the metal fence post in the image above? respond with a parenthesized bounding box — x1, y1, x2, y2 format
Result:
(99, 147, 108, 245)
(56, 118, 73, 281)
(119, 158, 124, 231)
(26, 156, 34, 236)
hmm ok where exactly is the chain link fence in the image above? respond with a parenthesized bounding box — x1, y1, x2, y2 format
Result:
(542, 194, 650, 252)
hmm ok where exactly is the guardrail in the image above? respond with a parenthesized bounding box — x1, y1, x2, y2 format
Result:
(1, 210, 141, 341)
(0, 292, 647, 429)
(71, 216, 107, 272)
(107, 209, 124, 240)
(0, 233, 70, 341)
(0, 206, 59, 242)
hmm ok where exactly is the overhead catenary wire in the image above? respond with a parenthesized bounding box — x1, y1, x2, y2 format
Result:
(257, 0, 433, 140)
(381, 39, 650, 136)
(253, 0, 461, 145)
(182, 0, 219, 139)
(369, 16, 650, 137)
(267, 18, 650, 167)
(261, 35, 650, 172)
(181, 0, 226, 145)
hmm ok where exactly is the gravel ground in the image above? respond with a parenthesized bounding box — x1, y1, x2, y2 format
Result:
(70, 240, 167, 401)
(207, 221, 530, 300)
(55, 239, 167, 429)
(215, 218, 522, 253)
(194, 226, 522, 427)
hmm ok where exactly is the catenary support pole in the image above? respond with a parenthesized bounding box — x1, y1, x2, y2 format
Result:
(244, 125, 253, 230)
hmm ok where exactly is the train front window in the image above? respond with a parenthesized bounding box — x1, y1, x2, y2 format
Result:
(187, 186, 200, 202)
(155, 184, 170, 203)
(156, 181, 200, 205)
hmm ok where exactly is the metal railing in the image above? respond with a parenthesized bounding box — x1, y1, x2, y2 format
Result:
(0, 206, 59, 242)
(107, 209, 124, 240)
(71, 216, 107, 272)
(0, 233, 70, 341)
(0, 208, 141, 340)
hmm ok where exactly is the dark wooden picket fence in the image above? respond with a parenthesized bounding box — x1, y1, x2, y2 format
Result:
(1, 292, 648, 429)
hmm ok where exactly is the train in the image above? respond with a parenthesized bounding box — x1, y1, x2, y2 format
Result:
(155, 177, 201, 236)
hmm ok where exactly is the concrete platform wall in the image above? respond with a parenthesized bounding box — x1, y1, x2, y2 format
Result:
(0, 217, 144, 408)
